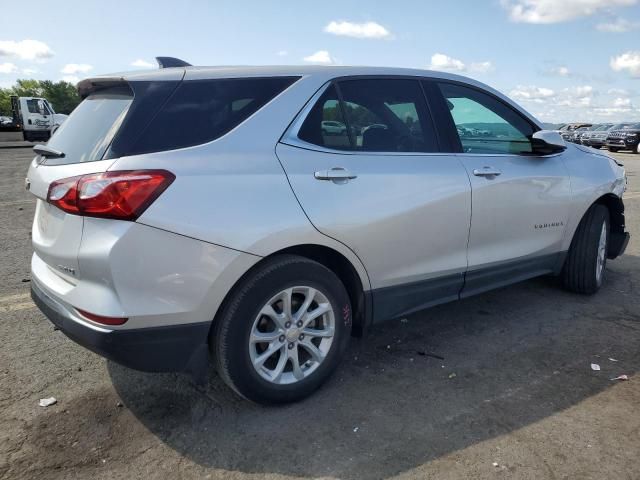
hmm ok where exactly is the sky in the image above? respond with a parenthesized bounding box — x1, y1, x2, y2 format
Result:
(1, 0, 639, 124)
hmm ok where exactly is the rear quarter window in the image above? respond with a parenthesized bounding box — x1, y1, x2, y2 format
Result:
(127, 76, 299, 155)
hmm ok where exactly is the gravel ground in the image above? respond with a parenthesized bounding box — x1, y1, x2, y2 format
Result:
(1, 146, 639, 480)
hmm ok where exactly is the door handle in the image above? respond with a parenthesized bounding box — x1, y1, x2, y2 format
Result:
(473, 167, 502, 177)
(314, 167, 357, 182)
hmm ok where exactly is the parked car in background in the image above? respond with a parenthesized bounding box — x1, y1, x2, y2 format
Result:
(607, 123, 640, 154)
(558, 123, 591, 143)
(578, 124, 601, 145)
(321, 120, 347, 136)
(585, 124, 615, 149)
(570, 126, 591, 144)
(28, 61, 629, 404)
(559, 123, 591, 142)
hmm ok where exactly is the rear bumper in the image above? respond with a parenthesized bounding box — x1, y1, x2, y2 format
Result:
(31, 280, 210, 373)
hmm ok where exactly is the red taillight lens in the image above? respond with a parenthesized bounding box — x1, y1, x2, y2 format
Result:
(77, 309, 128, 326)
(47, 170, 175, 220)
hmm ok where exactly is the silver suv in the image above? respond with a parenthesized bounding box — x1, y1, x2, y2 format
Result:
(28, 60, 629, 404)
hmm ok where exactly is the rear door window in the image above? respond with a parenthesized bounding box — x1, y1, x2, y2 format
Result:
(338, 79, 438, 153)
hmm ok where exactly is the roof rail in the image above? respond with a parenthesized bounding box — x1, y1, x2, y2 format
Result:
(155, 57, 192, 68)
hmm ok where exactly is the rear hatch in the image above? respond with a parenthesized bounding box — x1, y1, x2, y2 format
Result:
(27, 86, 137, 284)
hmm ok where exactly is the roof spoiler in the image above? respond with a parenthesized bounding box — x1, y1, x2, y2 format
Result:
(77, 76, 129, 98)
(156, 57, 192, 68)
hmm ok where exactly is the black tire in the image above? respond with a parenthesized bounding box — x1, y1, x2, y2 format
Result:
(562, 204, 609, 295)
(608, 147, 619, 153)
(212, 254, 352, 404)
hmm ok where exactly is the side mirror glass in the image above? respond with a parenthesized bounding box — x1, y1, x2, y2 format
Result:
(532, 130, 566, 155)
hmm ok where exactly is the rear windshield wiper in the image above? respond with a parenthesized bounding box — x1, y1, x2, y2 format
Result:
(33, 145, 65, 159)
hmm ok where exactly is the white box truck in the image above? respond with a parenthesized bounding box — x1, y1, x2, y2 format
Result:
(10, 96, 68, 142)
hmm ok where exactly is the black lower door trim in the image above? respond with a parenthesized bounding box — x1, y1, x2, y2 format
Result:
(461, 252, 563, 299)
(372, 272, 464, 323)
(369, 252, 567, 324)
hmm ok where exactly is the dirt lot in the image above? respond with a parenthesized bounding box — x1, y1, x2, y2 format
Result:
(1, 145, 639, 480)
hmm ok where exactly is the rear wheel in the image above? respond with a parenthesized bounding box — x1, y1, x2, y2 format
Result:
(212, 255, 352, 404)
(562, 205, 609, 295)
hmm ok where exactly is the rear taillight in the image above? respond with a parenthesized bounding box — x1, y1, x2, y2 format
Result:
(47, 170, 175, 220)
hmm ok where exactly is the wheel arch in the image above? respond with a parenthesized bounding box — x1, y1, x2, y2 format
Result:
(569, 194, 626, 259)
(211, 244, 372, 340)
(594, 194, 627, 258)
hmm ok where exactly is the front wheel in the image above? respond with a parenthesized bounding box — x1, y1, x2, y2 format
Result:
(608, 147, 619, 153)
(212, 255, 352, 404)
(562, 204, 609, 294)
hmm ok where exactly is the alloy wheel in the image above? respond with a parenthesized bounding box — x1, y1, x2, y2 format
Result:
(249, 286, 335, 385)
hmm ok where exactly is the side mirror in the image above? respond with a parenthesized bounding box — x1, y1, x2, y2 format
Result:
(531, 130, 567, 155)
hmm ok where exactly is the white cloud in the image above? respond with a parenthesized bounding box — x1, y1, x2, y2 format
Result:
(0, 62, 18, 74)
(591, 106, 637, 118)
(0, 39, 54, 60)
(131, 59, 154, 68)
(523, 84, 640, 123)
(555, 85, 594, 107)
(501, 0, 638, 24)
(610, 51, 640, 77)
(429, 53, 465, 72)
(303, 50, 335, 64)
(428, 54, 493, 74)
(547, 65, 571, 76)
(572, 85, 594, 97)
(61, 63, 93, 75)
(509, 84, 597, 110)
(596, 17, 640, 32)
(469, 61, 494, 73)
(62, 75, 79, 84)
(324, 21, 391, 39)
(509, 85, 556, 102)
(22, 67, 38, 75)
(276, 50, 288, 57)
(613, 97, 632, 108)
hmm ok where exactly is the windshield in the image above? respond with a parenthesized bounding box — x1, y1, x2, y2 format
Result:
(45, 88, 133, 165)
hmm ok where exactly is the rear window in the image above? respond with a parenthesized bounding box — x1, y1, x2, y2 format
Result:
(127, 76, 299, 156)
(45, 88, 132, 164)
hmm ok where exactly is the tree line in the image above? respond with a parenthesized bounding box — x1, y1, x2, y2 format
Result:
(0, 79, 81, 117)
